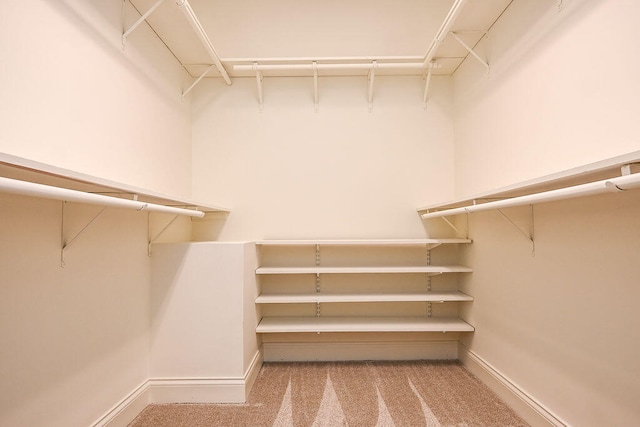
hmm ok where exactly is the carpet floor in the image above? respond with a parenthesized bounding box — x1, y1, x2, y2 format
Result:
(129, 361, 529, 426)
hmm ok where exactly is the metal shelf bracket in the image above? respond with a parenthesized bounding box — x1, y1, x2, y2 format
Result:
(449, 31, 489, 72)
(122, 0, 166, 48)
(147, 214, 179, 256)
(497, 205, 535, 255)
(61, 202, 108, 268)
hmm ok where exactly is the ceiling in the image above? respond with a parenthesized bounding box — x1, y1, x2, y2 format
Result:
(128, 0, 513, 78)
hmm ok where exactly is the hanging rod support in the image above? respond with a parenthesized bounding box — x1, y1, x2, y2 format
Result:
(313, 61, 319, 112)
(449, 32, 489, 71)
(368, 60, 377, 112)
(497, 207, 535, 255)
(254, 62, 264, 111)
(148, 214, 180, 256)
(423, 0, 468, 66)
(122, 0, 167, 47)
(61, 203, 108, 267)
(177, 0, 232, 85)
(182, 64, 214, 97)
(423, 62, 434, 109)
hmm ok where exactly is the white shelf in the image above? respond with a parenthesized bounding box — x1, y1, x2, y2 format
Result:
(256, 291, 473, 304)
(256, 238, 471, 246)
(256, 265, 472, 275)
(256, 316, 475, 333)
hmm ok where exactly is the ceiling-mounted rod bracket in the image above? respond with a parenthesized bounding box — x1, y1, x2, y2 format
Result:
(449, 31, 489, 72)
(368, 60, 377, 112)
(61, 202, 108, 268)
(497, 206, 535, 256)
(122, 0, 167, 48)
(253, 62, 264, 111)
(182, 64, 214, 98)
(313, 62, 319, 112)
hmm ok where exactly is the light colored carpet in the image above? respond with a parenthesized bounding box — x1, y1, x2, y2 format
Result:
(130, 361, 529, 426)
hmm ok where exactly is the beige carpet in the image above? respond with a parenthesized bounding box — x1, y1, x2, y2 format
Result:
(130, 361, 528, 426)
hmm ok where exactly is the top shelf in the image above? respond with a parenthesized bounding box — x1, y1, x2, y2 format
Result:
(256, 239, 471, 246)
(0, 153, 229, 213)
(418, 151, 640, 212)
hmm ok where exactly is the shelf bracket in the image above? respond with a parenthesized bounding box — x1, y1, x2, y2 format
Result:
(61, 202, 108, 268)
(367, 60, 377, 112)
(122, 0, 166, 48)
(316, 273, 321, 319)
(449, 31, 489, 72)
(182, 64, 214, 98)
(437, 212, 470, 239)
(313, 61, 319, 112)
(315, 244, 321, 266)
(423, 62, 434, 109)
(497, 206, 535, 255)
(147, 214, 179, 256)
(254, 62, 264, 112)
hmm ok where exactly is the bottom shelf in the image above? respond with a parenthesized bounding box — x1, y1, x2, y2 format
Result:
(256, 316, 474, 333)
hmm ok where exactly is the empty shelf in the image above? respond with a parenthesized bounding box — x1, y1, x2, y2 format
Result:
(256, 239, 472, 246)
(256, 265, 472, 275)
(256, 316, 475, 333)
(256, 291, 473, 304)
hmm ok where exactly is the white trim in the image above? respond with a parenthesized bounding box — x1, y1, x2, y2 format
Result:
(458, 346, 568, 427)
(92, 381, 150, 427)
(263, 341, 459, 362)
(94, 350, 263, 425)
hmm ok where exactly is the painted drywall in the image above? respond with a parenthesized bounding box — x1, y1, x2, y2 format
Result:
(150, 242, 257, 381)
(451, 0, 640, 425)
(0, 0, 193, 198)
(191, 75, 455, 240)
(0, 193, 151, 427)
(453, 0, 640, 199)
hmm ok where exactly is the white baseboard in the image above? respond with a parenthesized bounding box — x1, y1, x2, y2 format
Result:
(96, 350, 263, 426)
(458, 346, 568, 427)
(263, 341, 459, 362)
(93, 381, 150, 427)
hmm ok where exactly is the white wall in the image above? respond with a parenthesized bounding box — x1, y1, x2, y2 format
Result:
(453, 0, 640, 198)
(452, 0, 640, 425)
(0, 1, 195, 425)
(0, 0, 193, 198)
(191, 75, 455, 240)
(0, 193, 151, 427)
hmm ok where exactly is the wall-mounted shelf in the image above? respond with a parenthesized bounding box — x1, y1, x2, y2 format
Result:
(256, 290, 473, 304)
(256, 316, 474, 334)
(418, 151, 640, 217)
(255, 239, 473, 337)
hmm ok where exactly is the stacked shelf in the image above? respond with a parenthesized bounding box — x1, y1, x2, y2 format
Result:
(255, 239, 474, 334)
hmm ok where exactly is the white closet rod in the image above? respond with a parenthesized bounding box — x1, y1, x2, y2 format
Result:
(423, 0, 468, 66)
(233, 62, 430, 72)
(176, 0, 231, 85)
(0, 177, 205, 218)
(421, 173, 640, 219)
